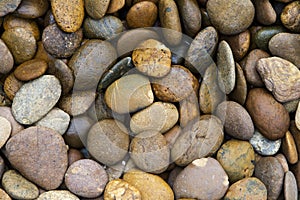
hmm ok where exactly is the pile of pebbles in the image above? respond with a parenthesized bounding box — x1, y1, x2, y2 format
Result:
(0, 0, 300, 199)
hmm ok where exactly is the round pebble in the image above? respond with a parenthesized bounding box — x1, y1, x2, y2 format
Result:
(85, 0, 110, 19)
(245, 88, 290, 140)
(104, 179, 142, 200)
(228, 63, 247, 105)
(216, 101, 254, 140)
(224, 177, 267, 200)
(217, 140, 255, 183)
(0, 106, 23, 135)
(132, 39, 171, 77)
(2, 170, 39, 199)
(284, 171, 298, 200)
(4, 73, 24, 101)
(5, 126, 68, 190)
(12, 75, 62, 125)
(0, 0, 22, 17)
(65, 159, 108, 198)
(87, 119, 129, 166)
(250, 129, 281, 156)
(281, 1, 300, 32)
(51, 0, 84, 32)
(0, 39, 14, 74)
(42, 24, 83, 58)
(207, 0, 255, 35)
(123, 170, 174, 200)
(0, 116, 11, 148)
(282, 131, 298, 164)
(130, 102, 178, 134)
(173, 158, 229, 199)
(14, 58, 48, 81)
(254, 156, 284, 200)
(37, 190, 79, 200)
(126, 1, 158, 28)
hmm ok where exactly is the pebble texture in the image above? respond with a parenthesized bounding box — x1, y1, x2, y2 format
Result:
(0, 0, 22, 17)
(14, 59, 48, 81)
(250, 130, 281, 156)
(12, 75, 62, 125)
(0, 39, 14, 74)
(85, 0, 110, 19)
(37, 190, 79, 200)
(104, 179, 141, 200)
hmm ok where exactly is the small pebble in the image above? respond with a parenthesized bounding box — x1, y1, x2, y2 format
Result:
(281, 1, 300, 32)
(14, 58, 48, 81)
(68, 148, 84, 166)
(0, 39, 14, 74)
(37, 190, 79, 200)
(106, 0, 125, 13)
(253, 0, 276, 25)
(228, 63, 247, 105)
(4, 73, 24, 100)
(0, 116, 11, 148)
(85, 0, 110, 19)
(104, 179, 142, 200)
(284, 171, 298, 200)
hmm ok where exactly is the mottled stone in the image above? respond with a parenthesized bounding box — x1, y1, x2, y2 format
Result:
(104, 179, 141, 200)
(0, 0, 22, 17)
(179, 94, 200, 127)
(228, 63, 247, 105)
(106, 0, 125, 13)
(282, 131, 298, 164)
(37, 190, 79, 200)
(254, 26, 286, 51)
(85, 0, 110, 19)
(281, 1, 300, 32)
(0, 116, 11, 148)
(0, 106, 23, 135)
(14, 59, 48, 81)
(284, 171, 298, 200)
(0, 188, 12, 200)
(13, 0, 49, 18)
(0, 39, 14, 74)
(12, 75, 61, 125)
(253, 0, 276, 25)
(250, 130, 281, 156)
(257, 57, 300, 103)
(174, 158, 229, 199)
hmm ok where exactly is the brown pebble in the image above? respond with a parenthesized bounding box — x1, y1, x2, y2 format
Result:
(0, 39, 14, 74)
(126, 1, 157, 28)
(282, 131, 298, 164)
(0, 0, 22, 17)
(0, 188, 11, 200)
(13, 0, 49, 18)
(275, 154, 289, 173)
(104, 179, 142, 200)
(4, 73, 24, 100)
(179, 94, 200, 128)
(68, 148, 84, 166)
(107, 0, 125, 13)
(228, 63, 247, 105)
(37, 190, 79, 200)
(0, 116, 11, 149)
(0, 106, 23, 136)
(281, 1, 300, 32)
(164, 125, 182, 149)
(253, 0, 276, 25)
(14, 59, 48, 81)
(34, 41, 55, 63)
(85, 0, 110, 19)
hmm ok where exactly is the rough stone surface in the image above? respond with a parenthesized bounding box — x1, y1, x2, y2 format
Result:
(250, 130, 281, 156)
(104, 179, 142, 200)
(37, 190, 79, 200)
(281, 1, 300, 32)
(85, 0, 110, 19)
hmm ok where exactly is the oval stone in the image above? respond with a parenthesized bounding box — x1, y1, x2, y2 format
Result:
(5, 126, 68, 190)
(14, 58, 48, 81)
(37, 190, 79, 200)
(0, 39, 14, 74)
(282, 131, 298, 164)
(51, 0, 84, 32)
(106, 0, 125, 13)
(12, 75, 61, 125)
(0, 0, 22, 17)
(250, 130, 281, 156)
(281, 1, 300, 32)
(284, 171, 298, 200)
(253, 0, 276, 25)
(254, 26, 286, 51)
(85, 0, 110, 19)
(0, 116, 11, 148)
(2, 170, 39, 200)
(228, 63, 247, 105)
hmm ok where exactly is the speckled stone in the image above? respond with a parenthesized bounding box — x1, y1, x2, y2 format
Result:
(284, 171, 298, 200)
(0, 0, 22, 17)
(0, 106, 23, 135)
(12, 75, 61, 125)
(35, 107, 70, 135)
(0, 116, 11, 148)
(281, 1, 300, 32)
(0, 39, 14, 74)
(173, 158, 229, 199)
(207, 0, 254, 35)
(37, 190, 79, 200)
(104, 179, 141, 200)
(2, 170, 39, 199)
(250, 130, 281, 156)
(85, 0, 110, 19)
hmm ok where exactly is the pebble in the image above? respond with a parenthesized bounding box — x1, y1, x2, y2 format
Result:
(276, 154, 289, 173)
(106, 0, 125, 13)
(14, 58, 48, 81)
(224, 177, 267, 200)
(85, 0, 110, 19)
(42, 24, 83, 58)
(217, 140, 255, 183)
(199, 64, 225, 114)
(1, 27, 36, 64)
(296, 103, 300, 130)
(269, 33, 300, 68)
(284, 99, 300, 113)
(253, 0, 276, 25)
(173, 158, 229, 199)
(179, 94, 200, 127)
(68, 148, 84, 166)
(47, 59, 74, 95)
(171, 115, 224, 166)
(2, 170, 39, 199)
(130, 102, 178, 134)
(228, 63, 247, 105)
(0, 39, 14, 74)
(126, 1, 158, 28)
(5, 126, 68, 190)
(282, 131, 298, 164)
(284, 171, 298, 200)
(0, 106, 23, 135)
(13, 0, 49, 19)
(250, 130, 281, 156)
(123, 170, 174, 200)
(34, 41, 55, 63)
(216, 101, 254, 140)
(281, 1, 300, 32)
(0, 155, 5, 179)
(158, 0, 182, 46)
(4, 73, 23, 100)
(254, 156, 284, 200)
(291, 162, 300, 190)
(37, 190, 79, 200)
(222, 30, 250, 61)
(89, 92, 113, 121)
(132, 39, 171, 77)
(105, 74, 154, 114)
(254, 26, 286, 51)
(87, 119, 129, 166)
(245, 88, 290, 140)
(51, 0, 84, 32)
(176, 0, 201, 37)
(207, 0, 254, 35)
(239, 49, 269, 87)
(69, 40, 117, 90)
(130, 131, 169, 173)
(152, 65, 198, 102)
(164, 125, 182, 149)
(0, 188, 12, 200)
(0, 0, 22, 17)
(104, 179, 142, 200)
(0, 116, 11, 148)
(12, 75, 61, 125)
(257, 57, 300, 103)
(83, 16, 123, 40)
(59, 91, 95, 116)
(185, 26, 218, 75)
(35, 107, 70, 135)
(65, 159, 108, 198)
(217, 40, 236, 94)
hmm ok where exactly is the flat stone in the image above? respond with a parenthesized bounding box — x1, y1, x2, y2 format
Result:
(207, 0, 254, 35)
(14, 58, 48, 81)
(284, 171, 298, 200)
(228, 63, 247, 105)
(0, 116, 11, 148)
(37, 190, 79, 200)
(257, 57, 300, 103)
(250, 130, 281, 156)
(0, 0, 22, 17)
(0, 106, 23, 135)
(104, 179, 141, 200)
(0, 39, 14, 74)
(12, 75, 61, 125)
(35, 107, 70, 135)
(282, 131, 298, 164)
(5, 126, 68, 190)
(85, 0, 110, 19)
(2, 170, 39, 199)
